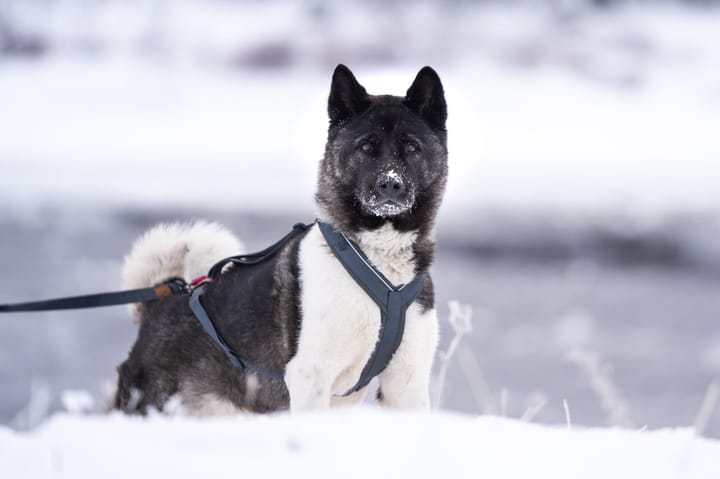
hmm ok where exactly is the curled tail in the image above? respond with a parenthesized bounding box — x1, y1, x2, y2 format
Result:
(122, 222, 243, 322)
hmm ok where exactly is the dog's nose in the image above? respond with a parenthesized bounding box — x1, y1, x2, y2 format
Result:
(375, 172, 406, 201)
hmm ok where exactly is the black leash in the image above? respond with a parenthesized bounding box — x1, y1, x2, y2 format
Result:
(0, 223, 312, 314)
(0, 281, 187, 313)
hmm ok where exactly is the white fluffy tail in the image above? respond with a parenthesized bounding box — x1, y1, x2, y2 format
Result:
(122, 221, 244, 292)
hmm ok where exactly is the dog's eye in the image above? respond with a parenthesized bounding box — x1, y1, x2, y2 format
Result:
(405, 142, 417, 154)
(360, 142, 373, 153)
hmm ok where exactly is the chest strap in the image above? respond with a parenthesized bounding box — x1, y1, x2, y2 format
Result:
(317, 222, 426, 396)
(188, 221, 425, 397)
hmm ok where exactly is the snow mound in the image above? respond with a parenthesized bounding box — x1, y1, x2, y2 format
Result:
(1, 409, 718, 478)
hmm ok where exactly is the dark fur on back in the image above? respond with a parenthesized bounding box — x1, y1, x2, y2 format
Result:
(115, 232, 307, 413)
(114, 65, 448, 414)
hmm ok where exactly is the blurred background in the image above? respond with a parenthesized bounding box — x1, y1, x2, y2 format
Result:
(0, 0, 719, 436)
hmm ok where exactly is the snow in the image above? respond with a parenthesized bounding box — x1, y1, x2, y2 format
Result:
(1, 409, 719, 478)
(1, 0, 719, 453)
(59, 390, 95, 415)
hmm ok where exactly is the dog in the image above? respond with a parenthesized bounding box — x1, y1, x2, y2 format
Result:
(113, 64, 449, 415)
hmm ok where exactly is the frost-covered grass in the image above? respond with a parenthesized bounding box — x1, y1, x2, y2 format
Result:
(1, 408, 719, 478)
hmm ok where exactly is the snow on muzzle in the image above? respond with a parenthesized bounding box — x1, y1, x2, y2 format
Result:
(360, 169, 416, 217)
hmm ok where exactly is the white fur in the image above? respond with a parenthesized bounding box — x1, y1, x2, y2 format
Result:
(122, 222, 243, 323)
(122, 221, 243, 289)
(356, 223, 418, 284)
(177, 375, 261, 416)
(286, 223, 439, 411)
(180, 393, 243, 417)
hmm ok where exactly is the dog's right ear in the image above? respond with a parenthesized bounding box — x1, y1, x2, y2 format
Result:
(328, 65, 370, 126)
(404, 66, 447, 130)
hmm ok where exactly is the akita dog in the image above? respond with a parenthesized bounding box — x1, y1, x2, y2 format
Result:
(114, 65, 448, 415)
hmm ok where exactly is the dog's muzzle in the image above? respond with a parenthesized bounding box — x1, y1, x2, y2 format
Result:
(360, 171, 415, 217)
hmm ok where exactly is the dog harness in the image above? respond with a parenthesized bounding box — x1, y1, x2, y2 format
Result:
(188, 221, 426, 396)
(0, 221, 426, 397)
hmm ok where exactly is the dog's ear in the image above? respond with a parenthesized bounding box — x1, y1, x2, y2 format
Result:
(328, 64, 370, 126)
(404, 66, 447, 130)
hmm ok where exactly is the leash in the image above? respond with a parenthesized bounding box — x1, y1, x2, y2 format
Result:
(0, 281, 188, 313)
(0, 220, 426, 397)
(0, 223, 312, 314)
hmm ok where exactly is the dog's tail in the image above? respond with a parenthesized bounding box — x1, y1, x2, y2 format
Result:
(122, 222, 243, 321)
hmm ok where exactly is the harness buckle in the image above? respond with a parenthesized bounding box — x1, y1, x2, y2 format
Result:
(189, 275, 211, 289)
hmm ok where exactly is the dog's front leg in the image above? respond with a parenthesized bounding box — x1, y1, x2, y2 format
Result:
(284, 357, 334, 411)
(377, 305, 439, 409)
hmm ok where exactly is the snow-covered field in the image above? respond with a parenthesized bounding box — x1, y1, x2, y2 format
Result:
(1, 0, 719, 460)
(1, 409, 719, 478)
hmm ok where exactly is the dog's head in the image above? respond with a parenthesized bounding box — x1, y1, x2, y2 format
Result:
(316, 65, 448, 234)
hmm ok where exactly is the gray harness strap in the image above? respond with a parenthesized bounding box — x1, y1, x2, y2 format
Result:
(317, 222, 426, 395)
(187, 221, 426, 397)
(189, 284, 285, 382)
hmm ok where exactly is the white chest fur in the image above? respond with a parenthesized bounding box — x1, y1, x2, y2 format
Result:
(354, 223, 418, 286)
(285, 222, 438, 411)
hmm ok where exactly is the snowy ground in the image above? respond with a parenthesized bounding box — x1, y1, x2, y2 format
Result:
(1, 409, 719, 478)
(0, 0, 719, 445)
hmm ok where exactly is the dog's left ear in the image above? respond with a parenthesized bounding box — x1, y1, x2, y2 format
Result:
(404, 66, 447, 130)
(328, 64, 370, 126)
